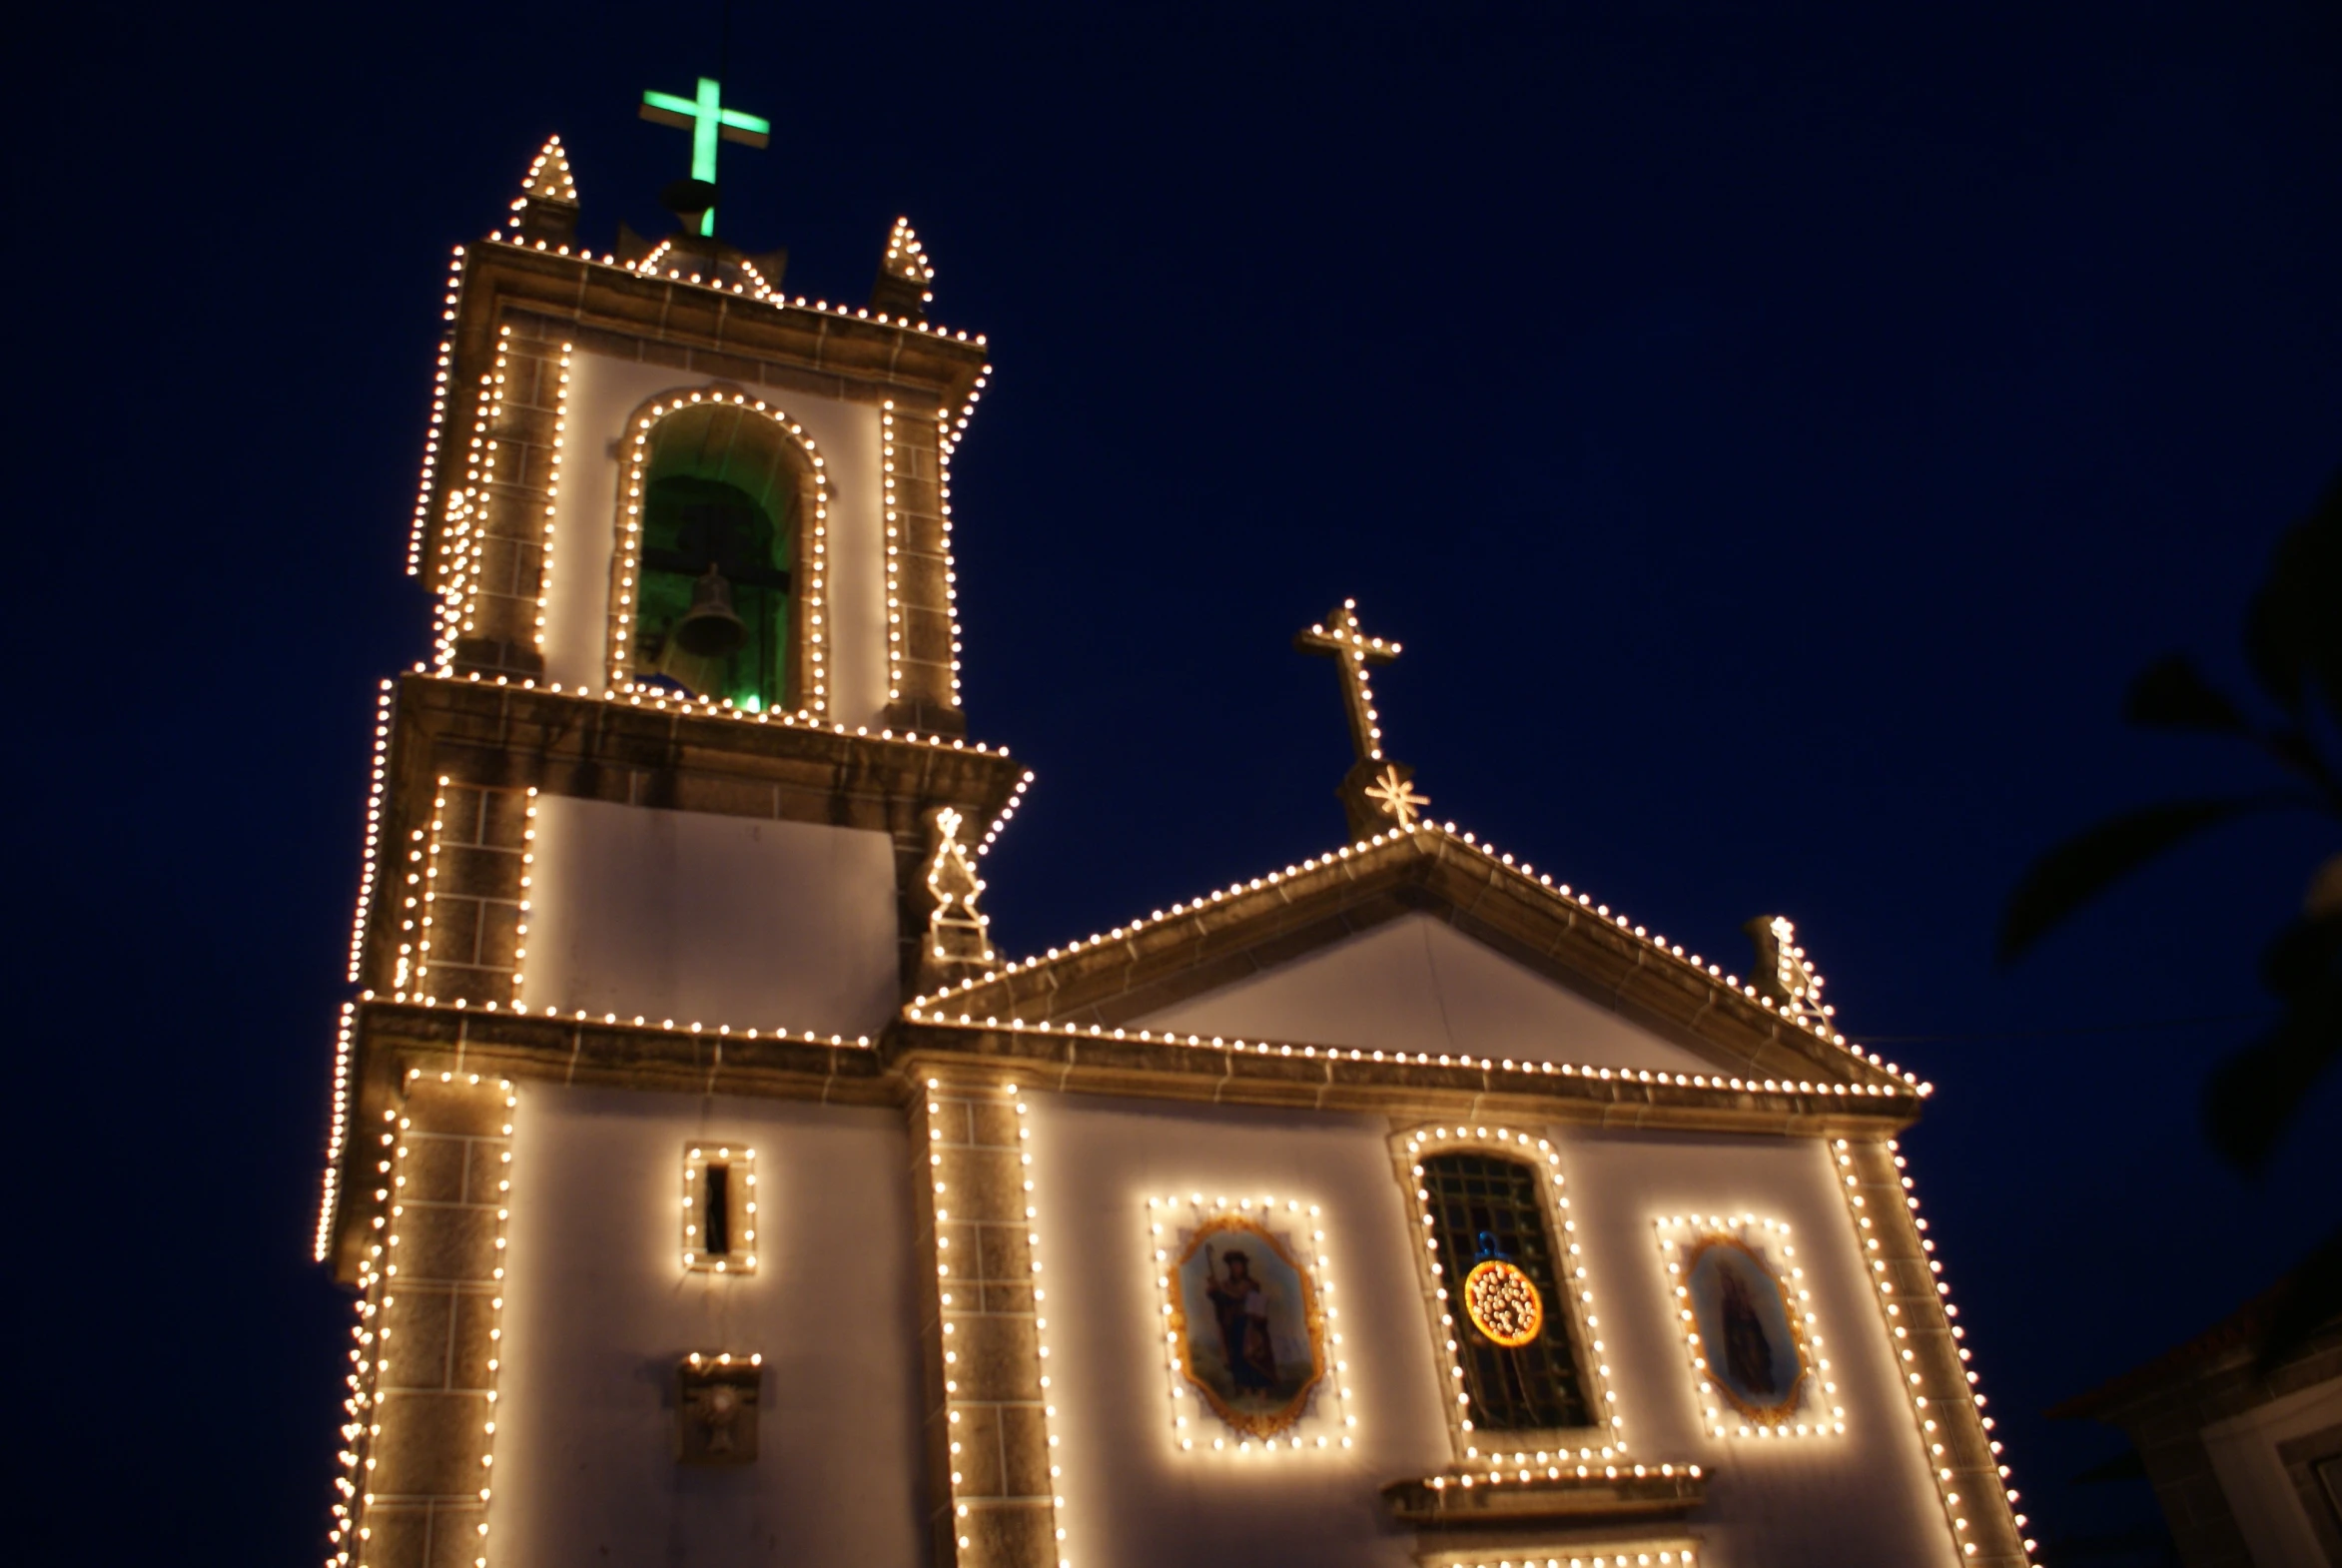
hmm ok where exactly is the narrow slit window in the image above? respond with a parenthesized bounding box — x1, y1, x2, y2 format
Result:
(682, 1144, 758, 1273)
(1420, 1151, 1589, 1432)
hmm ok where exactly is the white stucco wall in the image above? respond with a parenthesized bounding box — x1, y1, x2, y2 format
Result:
(522, 795, 900, 1036)
(540, 349, 890, 727)
(1025, 1095, 1451, 1568)
(1022, 1091, 1959, 1568)
(1555, 1129, 1960, 1568)
(495, 1085, 929, 1568)
(1136, 914, 1715, 1073)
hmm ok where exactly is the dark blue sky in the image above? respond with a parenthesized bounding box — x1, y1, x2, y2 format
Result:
(10, 1, 2338, 1559)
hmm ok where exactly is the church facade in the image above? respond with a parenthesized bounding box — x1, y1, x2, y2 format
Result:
(315, 131, 2035, 1568)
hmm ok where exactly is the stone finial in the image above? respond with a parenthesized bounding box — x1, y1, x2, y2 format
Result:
(1744, 914, 1834, 1028)
(868, 217, 934, 322)
(506, 135, 579, 246)
(920, 806, 997, 988)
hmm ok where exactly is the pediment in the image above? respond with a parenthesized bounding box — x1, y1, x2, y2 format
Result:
(1135, 914, 1716, 1075)
(922, 825, 1908, 1091)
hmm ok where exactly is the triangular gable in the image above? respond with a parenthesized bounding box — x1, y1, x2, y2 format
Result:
(917, 823, 1915, 1091)
(1135, 913, 1716, 1074)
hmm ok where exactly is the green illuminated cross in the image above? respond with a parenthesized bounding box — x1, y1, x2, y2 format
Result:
(640, 78, 770, 235)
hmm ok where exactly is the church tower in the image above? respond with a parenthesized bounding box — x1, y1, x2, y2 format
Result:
(317, 104, 2034, 1568)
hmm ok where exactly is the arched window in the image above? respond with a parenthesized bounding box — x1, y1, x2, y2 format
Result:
(623, 401, 806, 712)
(1419, 1151, 1591, 1432)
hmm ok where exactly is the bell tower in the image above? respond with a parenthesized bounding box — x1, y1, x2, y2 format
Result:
(318, 122, 1028, 1568)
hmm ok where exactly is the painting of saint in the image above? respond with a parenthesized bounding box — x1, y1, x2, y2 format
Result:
(1685, 1236, 1808, 1419)
(1170, 1216, 1326, 1438)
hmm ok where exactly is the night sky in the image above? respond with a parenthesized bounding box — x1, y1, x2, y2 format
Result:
(12, 2, 2338, 1560)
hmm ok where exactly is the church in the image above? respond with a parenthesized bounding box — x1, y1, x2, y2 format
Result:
(314, 90, 2036, 1568)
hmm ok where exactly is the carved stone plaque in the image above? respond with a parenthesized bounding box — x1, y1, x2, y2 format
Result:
(676, 1354, 763, 1465)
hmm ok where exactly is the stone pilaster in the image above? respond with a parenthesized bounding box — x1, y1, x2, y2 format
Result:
(908, 1070, 1062, 1568)
(408, 782, 532, 1008)
(449, 321, 564, 680)
(1839, 1138, 2030, 1567)
(883, 402, 965, 736)
(343, 1074, 514, 1568)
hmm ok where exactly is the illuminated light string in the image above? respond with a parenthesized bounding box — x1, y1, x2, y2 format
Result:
(882, 400, 902, 701)
(610, 391, 832, 717)
(465, 226, 991, 347)
(406, 332, 455, 576)
(382, 664, 1020, 765)
(1651, 1213, 1844, 1440)
(433, 327, 515, 671)
(314, 1002, 359, 1262)
(882, 217, 935, 301)
(531, 346, 573, 653)
(510, 789, 538, 1005)
(935, 371, 992, 707)
(908, 822, 1926, 1092)
(1833, 1138, 2037, 1562)
(1145, 1192, 1356, 1455)
(346, 680, 397, 982)
(407, 778, 452, 998)
(1418, 1548, 1697, 1568)
(1401, 1125, 1629, 1472)
(928, 1081, 1075, 1568)
(680, 1143, 758, 1272)
(897, 1008, 1916, 1101)
(326, 1074, 517, 1568)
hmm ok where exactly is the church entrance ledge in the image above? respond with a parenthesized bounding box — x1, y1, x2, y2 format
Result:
(1384, 1463, 1709, 1529)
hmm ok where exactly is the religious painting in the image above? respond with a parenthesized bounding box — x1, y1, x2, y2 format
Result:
(1685, 1236, 1806, 1417)
(1147, 1194, 1351, 1448)
(1654, 1214, 1845, 1437)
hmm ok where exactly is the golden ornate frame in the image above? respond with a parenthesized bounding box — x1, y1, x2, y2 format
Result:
(1680, 1229, 1817, 1426)
(1166, 1213, 1329, 1440)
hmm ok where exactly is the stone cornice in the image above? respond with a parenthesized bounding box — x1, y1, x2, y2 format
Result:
(420, 239, 990, 588)
(388, 671, 1026, 823)
(919, 826, 1910, 1093)
(355, 673, 1030, 996)
(884, 1019, 1923, 1134)
(327, 999, 893, 1282)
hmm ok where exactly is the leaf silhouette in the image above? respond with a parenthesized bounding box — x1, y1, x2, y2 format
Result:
(2123, 655, 2250, 735)
(2202, 978, 2342, 1176)
(1998, 799, 2275, 964)
(2244, 469, 2342, 726)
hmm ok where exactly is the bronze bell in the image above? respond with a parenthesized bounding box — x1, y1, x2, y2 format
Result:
(673, 562, 748, 658)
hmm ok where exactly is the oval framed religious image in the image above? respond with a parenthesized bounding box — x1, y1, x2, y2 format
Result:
(1655, 1213, 1846, 1438)
(1163, 1208, 1331, 1442)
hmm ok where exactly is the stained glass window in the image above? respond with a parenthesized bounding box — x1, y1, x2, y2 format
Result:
(1420, 1151, 1590, 1431)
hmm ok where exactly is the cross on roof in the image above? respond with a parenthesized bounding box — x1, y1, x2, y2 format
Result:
(640, 77, 771, 236)
(1296, 599, 1401, 764)
(1297, 600, 1429, 834)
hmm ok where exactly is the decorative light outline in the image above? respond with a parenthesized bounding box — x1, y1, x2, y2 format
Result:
(1399, 1124, 1626, 1469)
(681, 1142, 759, 1272)
(1833, 1138, 2037, 1561)
(910, 822, 1926, 1092)
(1146, 1191, 1355, 1454)
(1652, 1212, 1844, 1440)
(607, 390, 831, 718)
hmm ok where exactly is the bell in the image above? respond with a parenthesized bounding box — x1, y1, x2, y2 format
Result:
(673, 562, 748, 658)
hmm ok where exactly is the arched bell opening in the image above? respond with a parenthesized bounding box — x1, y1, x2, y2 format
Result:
(620, 399, 812, 713)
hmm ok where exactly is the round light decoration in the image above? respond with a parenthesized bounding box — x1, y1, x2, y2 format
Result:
(1463, 1258, 1544, 1347)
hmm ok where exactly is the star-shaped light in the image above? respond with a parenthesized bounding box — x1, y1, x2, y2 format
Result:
(1363, 764, 1429, 828)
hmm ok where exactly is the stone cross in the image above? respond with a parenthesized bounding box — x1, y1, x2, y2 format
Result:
(1296, 600, 1428, 836)
(1295, 599, 1401, 765)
